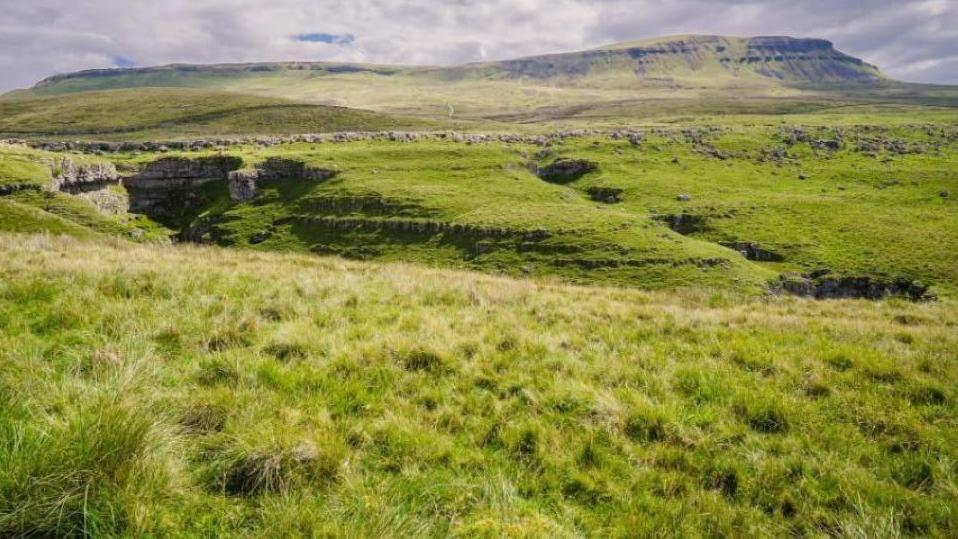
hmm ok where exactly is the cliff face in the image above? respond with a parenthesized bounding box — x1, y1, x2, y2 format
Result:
(21, 35, 886, 100)
(49, 157, 127, 215)
(468, 35, 882, 84)
(124, 156, 243, 218)
(51, 157, 118, 193)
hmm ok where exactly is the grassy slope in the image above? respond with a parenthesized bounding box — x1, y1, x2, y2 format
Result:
(4, 70, 903, 123)
(122, 140, 774, 292)
(0, 199, 96, 237)
(3, 109, 956, 294)
(0, 145, 170, 240)
(0, 232, 955, 536)
(102, 111, 958, 295)
(6, 80, 957, 136)
(3, 190, 168, 241)
(0, 88, 432, 140)
(0, 145, 57, 187)
(559, 123, 958, 292)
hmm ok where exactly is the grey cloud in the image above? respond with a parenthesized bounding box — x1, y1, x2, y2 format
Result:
(0, 0, 955, 93)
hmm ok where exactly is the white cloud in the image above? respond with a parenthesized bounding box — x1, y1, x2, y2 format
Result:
(0, 0, 955, 92)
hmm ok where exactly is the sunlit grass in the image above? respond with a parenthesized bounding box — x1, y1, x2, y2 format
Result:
(1, 232, 955, 536)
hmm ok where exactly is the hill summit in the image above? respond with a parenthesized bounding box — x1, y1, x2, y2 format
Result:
(462, 35, 883, 84)
(27, 34, 883, 94)
(6, 34, 931, 124)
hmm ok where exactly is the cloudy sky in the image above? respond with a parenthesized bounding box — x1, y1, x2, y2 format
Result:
(1, 0, 956, 92)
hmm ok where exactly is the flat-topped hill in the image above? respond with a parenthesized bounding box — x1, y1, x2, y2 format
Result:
(453, 35, 882, 85)
(26, 35, 883, 91)
(9, 35, 951, 122)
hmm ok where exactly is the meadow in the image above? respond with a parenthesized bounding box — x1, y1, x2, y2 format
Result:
(1, 34, 958, 537)
(1, 233, 956, 536)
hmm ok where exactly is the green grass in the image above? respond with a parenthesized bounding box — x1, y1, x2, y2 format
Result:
(0, 88, 433, 140)
(3, 112, 956, 295)
(1, 34, 956, 538)
(0, 145, 169, 241)
(94, 115, 957, 296)
(552, 124, 958, 292)
(0, 232, 955, 536)
(3, 189, 169, 241)
(117, 139, 775, 292)
(0, 198, 97, 237)
(0, 145, 56, 187)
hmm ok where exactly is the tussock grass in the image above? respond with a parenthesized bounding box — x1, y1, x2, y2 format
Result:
(0, 232, 956, 535)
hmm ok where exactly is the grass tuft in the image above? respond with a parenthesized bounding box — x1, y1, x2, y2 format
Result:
(734, 396, 790, 433)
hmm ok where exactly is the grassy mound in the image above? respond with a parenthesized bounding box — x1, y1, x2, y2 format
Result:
(0, 232, 955, 536)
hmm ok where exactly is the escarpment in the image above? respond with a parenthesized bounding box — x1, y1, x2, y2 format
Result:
(474, 35, 881, 84)
(123, 156, 244, 220)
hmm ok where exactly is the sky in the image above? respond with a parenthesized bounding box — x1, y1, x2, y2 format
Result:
(1, 0, 956, 93)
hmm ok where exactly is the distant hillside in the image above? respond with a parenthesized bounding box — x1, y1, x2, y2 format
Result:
(449, 35, 883, 85)
(0, 88, 431, 140)
(26, 35, 883, 92)
(5, 35, 956, 121)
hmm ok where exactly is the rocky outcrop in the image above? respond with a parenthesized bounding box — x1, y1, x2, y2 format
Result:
(50, 157, 118, 194)
(127, 156, 243, 184)
(536, 159, 598, 184)
(285, 215, 550, 242)
(124, 156, 243, 218)
(78, 189, 129, 216)
(609, 129, 644, 145)
(10, 128, 663, 155)
(47, 157, 127, 215)
(227, 170, 259, 202)
(779, 271, 934, 301)
(256, 158, 336, 182)
(296, 195, 435, 217)
(0, 183, 42, 196)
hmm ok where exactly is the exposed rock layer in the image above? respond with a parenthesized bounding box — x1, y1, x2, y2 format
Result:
(51, 157, 118, 194)
(124, 156, 243, 217)
(780, 273, 933, 301)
